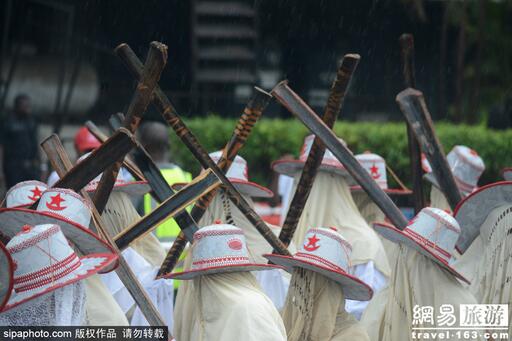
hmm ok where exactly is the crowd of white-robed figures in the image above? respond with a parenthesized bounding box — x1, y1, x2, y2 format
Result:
(0, 137, 511, 341)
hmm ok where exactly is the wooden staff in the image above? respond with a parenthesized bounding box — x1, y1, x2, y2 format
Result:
(272, 81, 409, 230)
(396, 88, 462, 210)
(114, 169, 221, 250)
(156, 88, 272, 277)
(114, 45, 290, 265)
(278, 54, 360, 248)
(41, 135, 167, 328)
(93, 42, 167, 213)
(400, 33, 426, 213)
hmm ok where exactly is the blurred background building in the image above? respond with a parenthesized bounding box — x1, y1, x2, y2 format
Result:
(1, 0, 511, 128)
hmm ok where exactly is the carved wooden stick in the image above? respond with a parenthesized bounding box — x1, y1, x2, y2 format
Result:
(93, 42, 167, 213)
(273, 81, 409, 230)
(157, 88, 272, 277)
(400, 33, 426, 213)
(278, 54, 360, 248)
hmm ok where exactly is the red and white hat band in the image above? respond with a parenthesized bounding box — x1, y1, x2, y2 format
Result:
(296, 227, 352, 272)
(404, 207, 460, 263)
(299, 135, 346, 169)
(209, 151, 249, 182)
(7, 224, 82, 293)
(191, 224, 251, 270)
(355, 153, 388, 189)
(6, 181, 48, 208)
(423, 145, 484, 193)
(36, 188, 91, 228)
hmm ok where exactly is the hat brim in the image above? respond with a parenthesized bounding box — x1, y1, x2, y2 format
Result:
(2, 253, 117, 312)
(501, 168, 512, 181)
(87, 181, 150, 197)
(164, 263, 282, 280)
(263, 254, 373, 301)
(172, 179, 273, 198)
(454, 181, 512, 254)
(272, 159, 350, 178)
(373, 222, 469, 284)
(0, 208, 118, 273)
(350, 185, 412, 196)
(0, 243, 13, 311)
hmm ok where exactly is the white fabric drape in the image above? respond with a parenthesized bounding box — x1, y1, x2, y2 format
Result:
(84, 274, 129, 326)
(282, 268, 369, 341)
(174, 271, 287, 341)
(379, 245, 482, 341)
(0, 282, 86, 326)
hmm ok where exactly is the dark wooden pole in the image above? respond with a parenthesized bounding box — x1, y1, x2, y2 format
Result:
(278, 54, 360, 248)
(399, 34, 426, 213)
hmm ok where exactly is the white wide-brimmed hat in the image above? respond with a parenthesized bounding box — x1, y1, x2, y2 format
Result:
(174, 151, 273, 198)
(352, 152, 411, 196)
(3, 181, 48, 208)
(0, 242, 14, 311)
(272, 135, 350, 178)
(264, 227, 374, 300)
(1, 224, 117, 311)
(374, 207, 469, 284)
(422, 145, 485, 196)
(0, 188, 117, 272)
(454, 181, 512, 253)
(165, 223, 282, 280)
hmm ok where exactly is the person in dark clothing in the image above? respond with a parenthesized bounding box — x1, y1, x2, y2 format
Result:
(1, 94, 40, 188)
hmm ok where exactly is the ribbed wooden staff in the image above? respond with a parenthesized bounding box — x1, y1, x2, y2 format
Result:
(400, 33, 426, 213)
(396, 88, 462, 210)
(272, 81, 409, 230)
(93, 41, 167, 213)
(156, 88, 272, 277)
(277, 54, 360, 249)
(41, 135, 168, 329)
(115, 45, 290, 263)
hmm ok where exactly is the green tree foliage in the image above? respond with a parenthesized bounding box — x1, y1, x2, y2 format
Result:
(169, 116, 512, 188)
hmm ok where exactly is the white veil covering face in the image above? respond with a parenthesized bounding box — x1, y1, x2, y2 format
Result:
(0, 282, 86, 326)
(84, 274, 129, 326)
(379, 246, 482, 341)
(282, 268, 369, 341)
(430, 186, 451, 212)
(287, 172, 390, 318)
(351, 191, 399, 266)
(467, 204, 512, 336)
(174, 271, 287, 341)
(100, 191, 173, 328)
(290, 172, 390, 276)
(187, 190, 291, 308)
(102, 191, 166, 266)
(430, 186, 484, 285)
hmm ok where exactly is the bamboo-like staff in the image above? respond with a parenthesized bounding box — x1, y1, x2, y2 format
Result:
(93, 42, 167, 213)
(399, 33, 426, 212)
(277, 54, 360, 248)
(272, 82, 409, 230)
(41, 135, 167, 328)
(156, 88, 273, 277)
